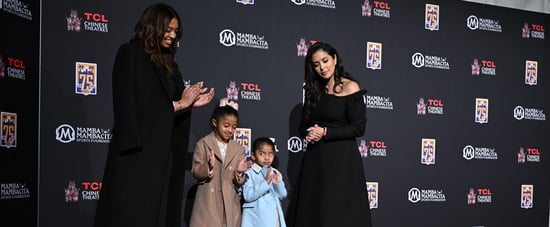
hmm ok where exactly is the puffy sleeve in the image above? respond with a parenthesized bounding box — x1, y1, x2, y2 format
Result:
(324, 90, 367, 141)
(112, 44, 142, 153)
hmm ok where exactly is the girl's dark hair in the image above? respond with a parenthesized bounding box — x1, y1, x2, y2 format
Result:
(131, 3, 182, 76)
(210, 105, 239, 129)
(302, 42, 357, 124)
(252, 137, 275, 155)
(252, 137, 278, 168)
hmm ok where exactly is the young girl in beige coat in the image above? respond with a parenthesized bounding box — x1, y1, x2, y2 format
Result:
(190, 104, 251, 227)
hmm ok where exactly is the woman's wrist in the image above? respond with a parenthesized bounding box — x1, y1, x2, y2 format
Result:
(172, 101, 178, 112)
(173, 100, 192, 112)
(172, 101, 184, 112)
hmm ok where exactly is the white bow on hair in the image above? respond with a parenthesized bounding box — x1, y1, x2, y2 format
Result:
(219, 97, 239, 111)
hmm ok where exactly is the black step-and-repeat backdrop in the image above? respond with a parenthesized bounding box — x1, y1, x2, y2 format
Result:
(38, 1, 549, 227)
(0, 0, 39, 227)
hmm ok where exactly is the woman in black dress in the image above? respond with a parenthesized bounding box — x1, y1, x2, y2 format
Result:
(94, 3, 214, 227)
(287, 42, 373, 227)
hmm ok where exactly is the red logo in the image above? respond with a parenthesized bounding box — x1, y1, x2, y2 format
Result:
(373, 1, 390, 9)
(82, 181, 102, 190)
(531, 24, 544, 32)
(481, 60, 496, 68)
(83, 12, 109, 22)
(477, 188, 492, 195)
(240, 82, 261, 91)
(427, 99, 444, 107)
(7, 57, 26, 69)
(527, 148, 540, 155)
(369, 140, 387, 148)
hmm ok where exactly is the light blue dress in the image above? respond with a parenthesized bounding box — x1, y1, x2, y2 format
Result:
(241, 163, 287, 227)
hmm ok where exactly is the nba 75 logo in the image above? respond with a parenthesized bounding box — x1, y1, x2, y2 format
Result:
(425, 4, 439, 31)
(421, 138, 436, 165)
(475, 98, 489, 124)
(75, 62, 97, 95)
(366, 182, 378, 209)
(233, 128, 251, 157)
(366, 42, 382, 70)
(236, 0, 254, 5)
(1, 112, 17, 148)
(520, 184, 533, 209)
(525, 60, 537, 86)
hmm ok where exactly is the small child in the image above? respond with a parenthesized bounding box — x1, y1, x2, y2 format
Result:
(241, 137, 288, 227)
(190, 105, 250, 227)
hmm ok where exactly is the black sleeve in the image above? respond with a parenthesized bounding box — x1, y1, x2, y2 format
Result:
(112, 44, 142, 152)
(172, 62, 185, 101)
(324, 90, 367, 141)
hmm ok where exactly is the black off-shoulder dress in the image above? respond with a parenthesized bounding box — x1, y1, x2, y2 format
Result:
(288, 90, 373, 227)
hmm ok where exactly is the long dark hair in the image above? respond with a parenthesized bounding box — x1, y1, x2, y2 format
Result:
(131, 3, 182, 76)
(302, 42, 356, 123)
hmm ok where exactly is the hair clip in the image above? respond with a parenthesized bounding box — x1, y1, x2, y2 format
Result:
(219, 97, 239, 111)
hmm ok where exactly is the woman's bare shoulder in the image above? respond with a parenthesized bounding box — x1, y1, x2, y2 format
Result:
(340, 79, 360, 96)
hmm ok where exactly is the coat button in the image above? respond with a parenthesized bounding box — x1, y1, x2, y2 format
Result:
(210, 188, 215, 193)
(229, 166, 233, 170)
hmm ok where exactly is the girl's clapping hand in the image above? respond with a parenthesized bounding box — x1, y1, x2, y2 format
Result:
(271, 168, 281, 184)
(237, 156, 252, 173)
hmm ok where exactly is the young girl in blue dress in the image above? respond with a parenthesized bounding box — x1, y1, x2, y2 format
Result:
(241, 137, 287, 227)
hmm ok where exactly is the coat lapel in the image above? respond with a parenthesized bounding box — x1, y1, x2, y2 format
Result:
(205, 133, 224, 163)
(205, 133, 243, 170)
(223, 141, 242, 169)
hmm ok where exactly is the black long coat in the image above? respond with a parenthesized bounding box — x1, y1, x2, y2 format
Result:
(94, 41, 191, 227)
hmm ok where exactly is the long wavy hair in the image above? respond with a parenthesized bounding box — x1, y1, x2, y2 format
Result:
(131, 3, 182, 76)
(302, 42, 357, 124)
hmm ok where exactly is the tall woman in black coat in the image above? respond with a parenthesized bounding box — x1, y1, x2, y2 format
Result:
(94, 3, 214, 227)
